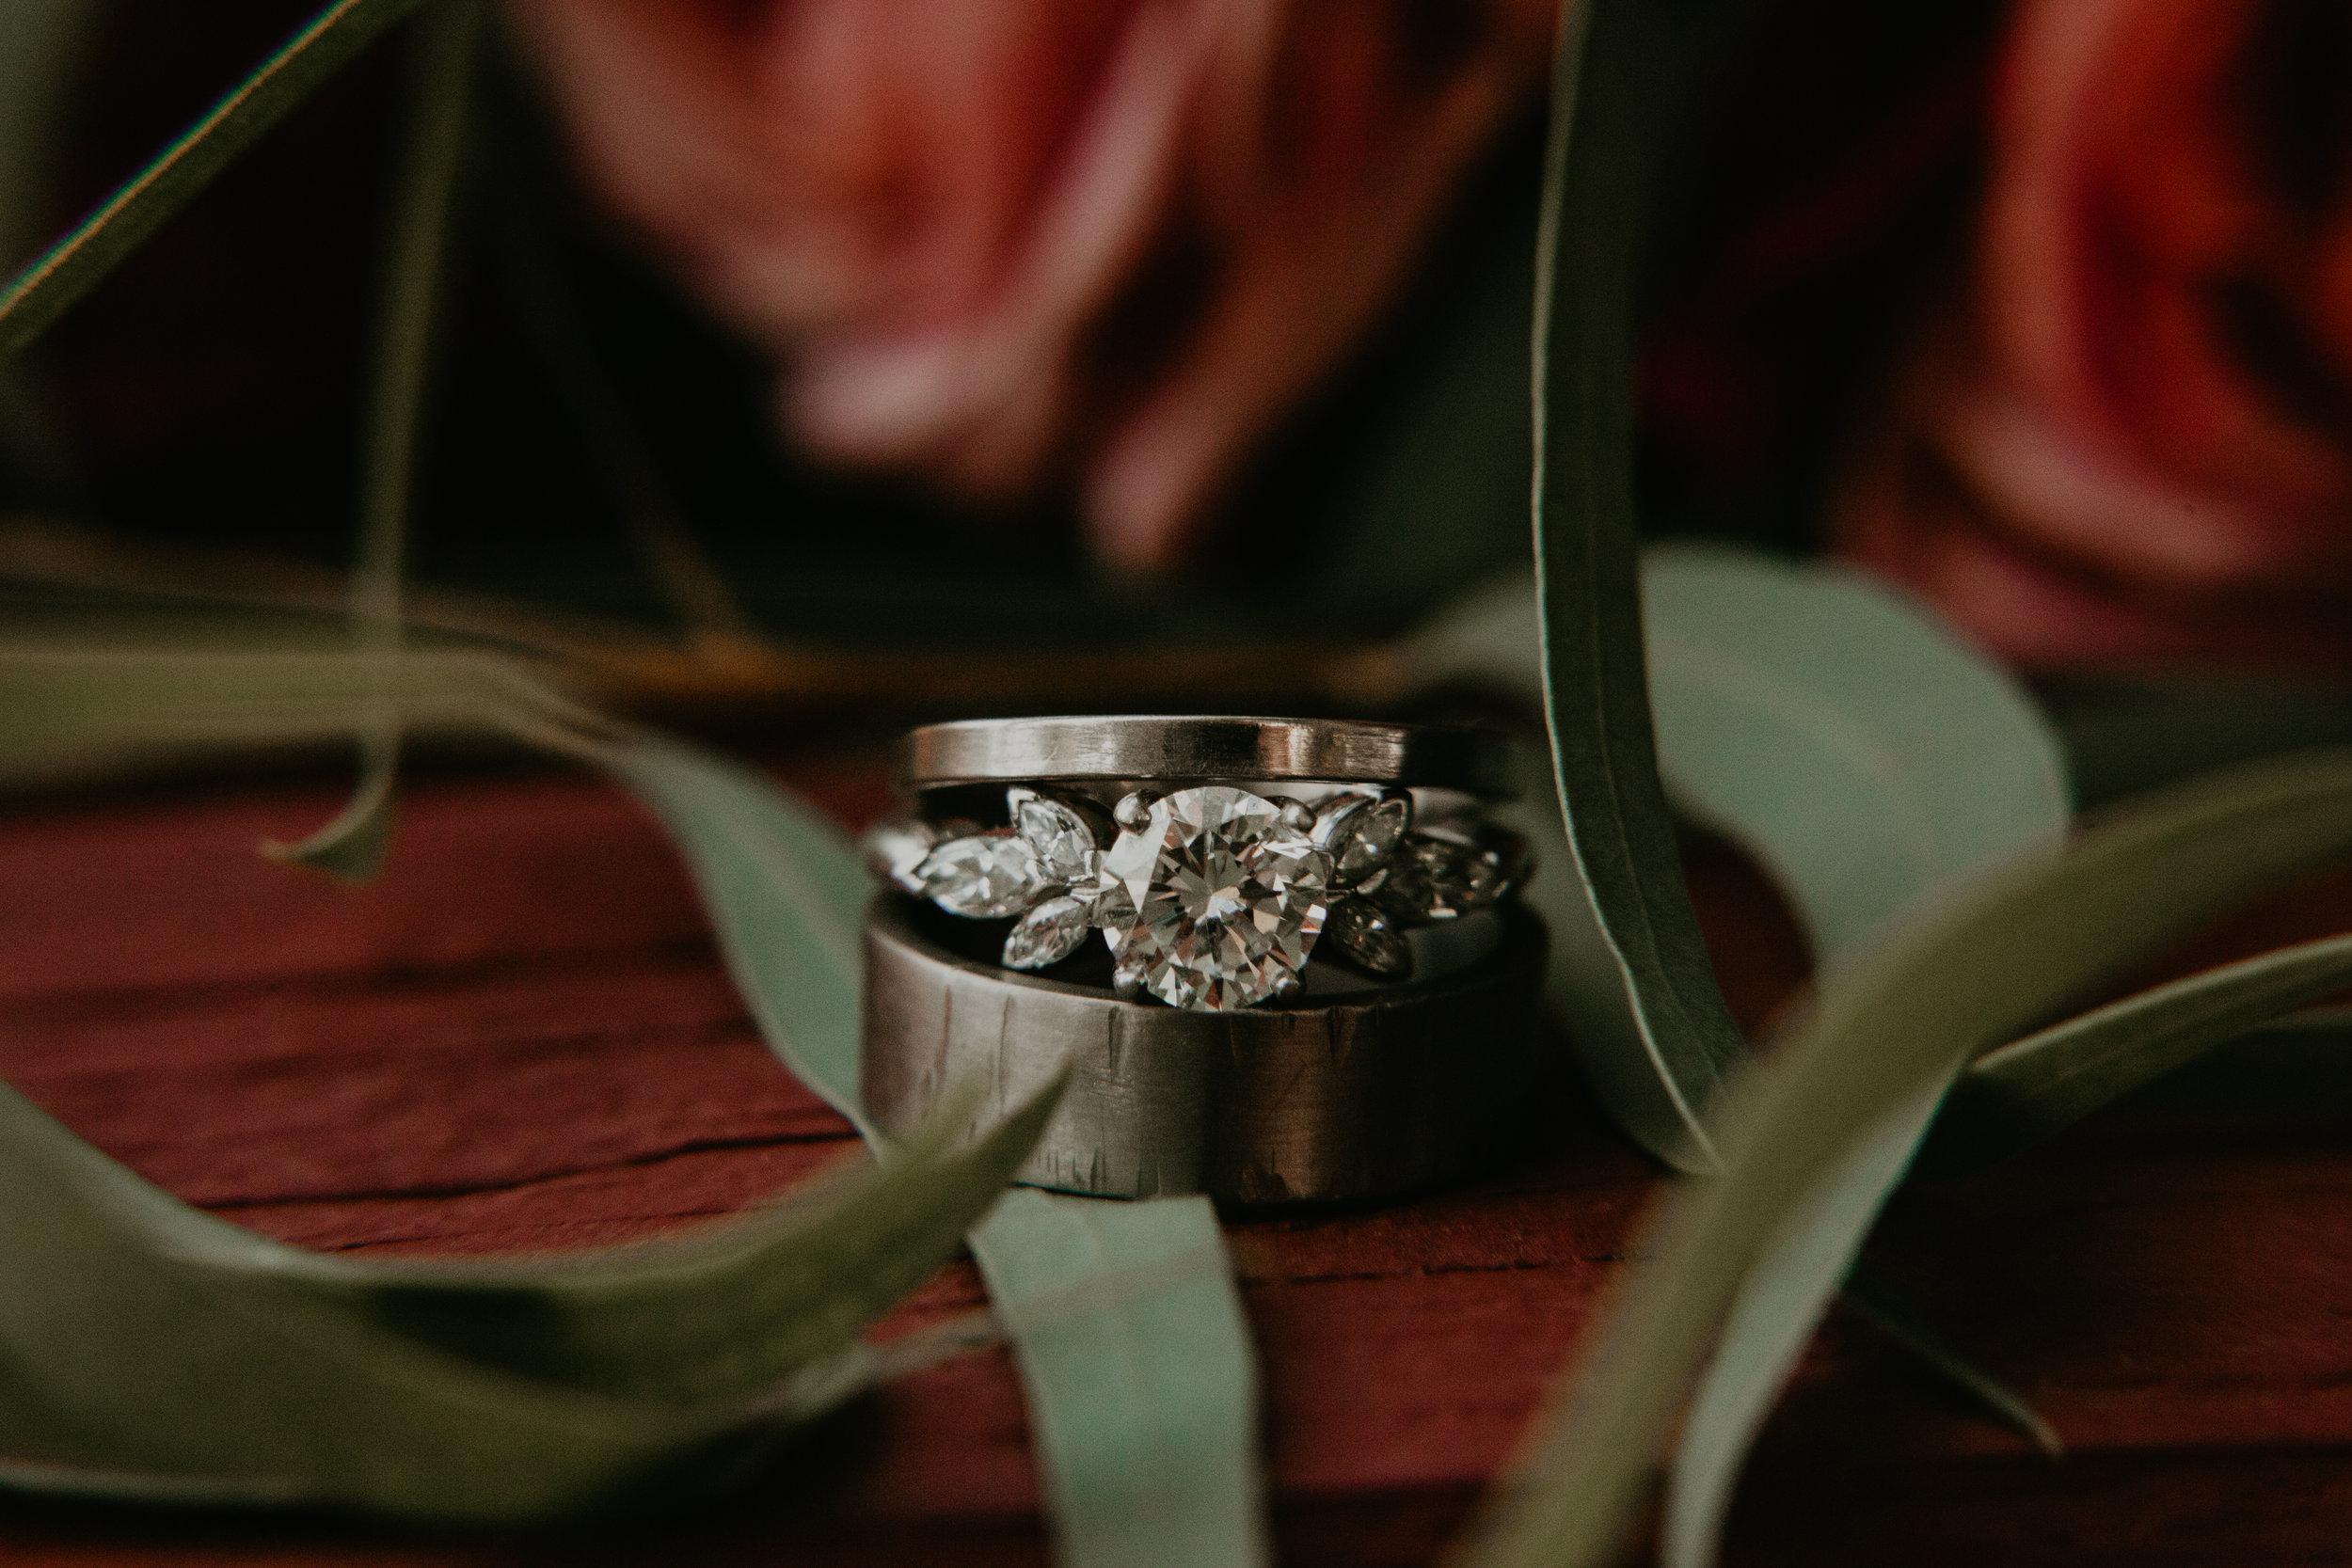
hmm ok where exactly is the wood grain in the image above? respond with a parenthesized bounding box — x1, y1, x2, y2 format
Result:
(0, 760, 2344, 1565)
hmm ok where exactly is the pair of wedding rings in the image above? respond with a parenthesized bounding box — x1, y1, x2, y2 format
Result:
(857, 717, 1548, 1205)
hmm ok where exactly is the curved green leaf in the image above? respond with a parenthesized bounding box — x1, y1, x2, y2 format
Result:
(0, 643, 1073, 1515)
(1656, 1076, 1947, 1568)
(1457, 750, 2352, 1568)
(0, 637, 1269, 1560)
(1437, 0, 2077, 1544)
(1525, 0, 1744, 1173)
(265, 0, 477, 881)
(0, 1068, 1060, 1520)
(1925, 931, 2352, 1174)
(1837, 1259, 2061, 1455)
(1636, 548, 2066, 1564)
(0, 0, 432, 362)
(596, 738, 870, 1125)
(614, 733, 1274, 1568)
(973, 1192, 1266, 1568)
(1641, 548, 2069, 967)
(1407, 545, 2068, 1170)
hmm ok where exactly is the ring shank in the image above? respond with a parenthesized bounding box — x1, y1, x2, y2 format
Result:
(862, 894, 1548, 1204)
(898, 715, 1517, 799)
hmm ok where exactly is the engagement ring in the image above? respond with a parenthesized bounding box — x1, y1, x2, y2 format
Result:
(862, 716, 1532, 1012)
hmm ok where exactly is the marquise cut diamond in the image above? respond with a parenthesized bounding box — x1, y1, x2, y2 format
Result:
(1313, 790, 1412, 887)
(1003, 892, 1094, 969)
(1096, 786, 1331, 1011)
(918, 832, 1042, 918)
(1010, 790, 1100, 886)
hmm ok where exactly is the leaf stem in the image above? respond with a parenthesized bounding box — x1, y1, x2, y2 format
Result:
(0, 0, 434, 363)
(1842, 1259, 2062, 1457)
(263, 0, 475, 881)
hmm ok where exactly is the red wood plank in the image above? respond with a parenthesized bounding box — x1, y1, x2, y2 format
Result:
(0, 761, 2345, 1567)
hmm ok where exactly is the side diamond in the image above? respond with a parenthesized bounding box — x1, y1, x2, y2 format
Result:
(1009, 788, 1102, 886)
(1003, 894, 1093, 969)
(1460, 827, 1533, 905)
(1376, 837, 1474, 922)
(1312, 790, 1413, 888)
(1375, 828, 1534, 923)
(1325, 896, 1412, 977)
(918, 832, 1043, 918)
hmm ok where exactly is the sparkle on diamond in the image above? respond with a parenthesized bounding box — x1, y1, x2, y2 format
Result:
(1010, 790, 1099, 885)
(919, 832, 1041, 918)
(1002, 893, 1093, 970)
(1097, 786, 1331, 1010)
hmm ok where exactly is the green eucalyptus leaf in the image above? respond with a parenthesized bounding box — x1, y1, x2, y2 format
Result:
(1641, 548, 2069, 967)
(1838, 1259, 2061, 1457)
(1411, 549, 2069, 952)
(1630, 549, 2066, 1565)
(1456, 750, 2352, 1568)
(0, 641, 1078, 1514)
(0, 1066, 1061, 1520)
(1662, 1100, 2053, 1568)
(1408, 545, 2068, 1167)
(1, 639, 1272, 1555)
(972, 1192, 1266, 1568)
(615, 739, 1277, 1568)
(293, 1076, 1069, 1407)
(1436, 0, 2077, 1545)
(1524, 0, 1745, 1174)
(1657, 1077, 1947, 1568)
(267, 0, 477, 882)
(0, 0, 434, 361)
(597, 738, 870, 1126)
(1924, 931, 2352, 1174)
(1411, 552, 2069, 1560)
(0, 642, 605, 784)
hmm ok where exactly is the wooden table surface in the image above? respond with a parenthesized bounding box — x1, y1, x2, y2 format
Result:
(2, 757, 2347, 1567)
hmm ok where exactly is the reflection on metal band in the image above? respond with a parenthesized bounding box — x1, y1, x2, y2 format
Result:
(897, 714, 1518, 799)
(861, 894, 1548, 1205)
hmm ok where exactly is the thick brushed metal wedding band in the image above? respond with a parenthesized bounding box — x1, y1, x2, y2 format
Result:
(862, 895, 1548, 1205)
(898, 715, 1518, 799)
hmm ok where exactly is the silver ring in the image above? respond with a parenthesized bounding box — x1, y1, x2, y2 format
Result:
(862, 895, 1548, 1203)
(862, 716, 1533, 1012)
(897, 714, 1518, 797)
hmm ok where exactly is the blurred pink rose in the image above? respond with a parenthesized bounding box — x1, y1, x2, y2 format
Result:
(1835, 0, 2352, 673)
(507, 0, 1558, 568)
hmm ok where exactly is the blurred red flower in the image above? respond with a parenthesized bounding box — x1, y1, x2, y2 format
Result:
(1835, 0, 2352, 673)
(507, 0, 1558, 568)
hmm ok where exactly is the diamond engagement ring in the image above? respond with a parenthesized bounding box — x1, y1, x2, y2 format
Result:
(861, 716, 1532, 1013)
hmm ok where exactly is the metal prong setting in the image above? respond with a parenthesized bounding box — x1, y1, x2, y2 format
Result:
(1112, 956, 1149, 1001)
(860, 817, 942, 895)
(1273, 797, 1317, 835)
(1113, 789, 1165, 832)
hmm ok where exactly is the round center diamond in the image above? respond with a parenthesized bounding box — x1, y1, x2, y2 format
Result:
(1097, 786, 1332, 1010)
